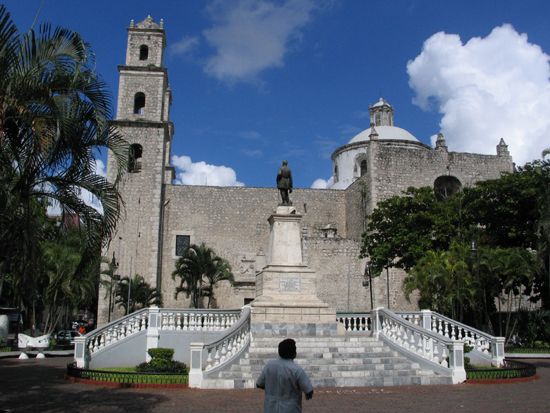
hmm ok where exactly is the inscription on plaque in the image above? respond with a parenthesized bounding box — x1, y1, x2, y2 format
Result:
(280, 277, 301, 292)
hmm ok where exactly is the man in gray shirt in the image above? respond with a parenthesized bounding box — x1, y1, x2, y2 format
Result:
(256, 338, 313, 413)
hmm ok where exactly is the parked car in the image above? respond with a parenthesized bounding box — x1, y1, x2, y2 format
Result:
(56, 330, 81, 344)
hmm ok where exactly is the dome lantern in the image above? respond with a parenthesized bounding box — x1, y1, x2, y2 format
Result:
(369, 98, 394, 127)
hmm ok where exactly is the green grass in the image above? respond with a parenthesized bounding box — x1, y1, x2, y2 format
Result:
(100, 366, 138, 372)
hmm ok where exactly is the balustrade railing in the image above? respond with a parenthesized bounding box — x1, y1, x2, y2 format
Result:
(374, 308, 466, 384)
(74, 306, 243, 368)
(85, 309, 149, 356)
(396, 310, 505, 366)
(336, 313, 372, 332)
(189, 306, 252, 387)
(159, 309, 240, 331)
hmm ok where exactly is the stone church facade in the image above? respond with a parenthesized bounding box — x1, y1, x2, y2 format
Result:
(98, 17, 513, 324)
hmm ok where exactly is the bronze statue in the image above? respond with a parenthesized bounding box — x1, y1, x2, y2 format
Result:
(276, 160, 293, 206)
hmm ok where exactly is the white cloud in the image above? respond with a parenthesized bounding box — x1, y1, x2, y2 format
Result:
(311, 176, 333, 189)
(407, 25, 550, 165)
(203, 0, 316, 83)
(94, 159, 107, 177)
(170, 35, 200, 55)
(172, 154, 244, 186)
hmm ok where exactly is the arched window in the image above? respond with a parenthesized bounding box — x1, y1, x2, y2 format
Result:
(434, 175, 462, 201)
(128, 143, 143, 173)
(360, 160, 367, 176)
(139, 45, 149, 61)
(133, 92, 145, 115)
(334, 165, 339, 183)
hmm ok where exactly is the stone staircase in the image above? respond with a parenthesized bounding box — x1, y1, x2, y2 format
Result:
(205, 335, 453, 388)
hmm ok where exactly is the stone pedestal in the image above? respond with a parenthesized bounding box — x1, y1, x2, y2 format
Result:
(252, 206, 336, 335)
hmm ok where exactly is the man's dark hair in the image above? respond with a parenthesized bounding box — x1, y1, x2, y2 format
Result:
(278, 338, 297, 359)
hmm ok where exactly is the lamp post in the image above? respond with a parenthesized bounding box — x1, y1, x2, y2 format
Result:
(362, 262, 374, 311)
(386, 261, 391, 310)
(107, 252, 119, 323)
(470, 237, 483, 328)
(126, 276, 132, 315)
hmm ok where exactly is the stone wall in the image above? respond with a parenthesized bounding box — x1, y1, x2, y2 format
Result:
(159, 185, 350, 309)
(369, 140, 513, 205)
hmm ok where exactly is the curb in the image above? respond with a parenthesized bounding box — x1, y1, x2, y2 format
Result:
(505, 353, 550, 359)
(0, 350, 74, 359)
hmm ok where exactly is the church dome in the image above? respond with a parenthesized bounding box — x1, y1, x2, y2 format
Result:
(347, 98, 418, 143)
(349, 125, 419, 143)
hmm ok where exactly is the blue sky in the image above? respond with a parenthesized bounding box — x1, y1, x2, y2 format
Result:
(5, 0, 550, 189)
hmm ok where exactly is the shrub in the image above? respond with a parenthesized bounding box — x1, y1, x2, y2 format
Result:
(148, 348, 174, 361)
(48, 337, 57, 350)
(136, 347, 187, 374)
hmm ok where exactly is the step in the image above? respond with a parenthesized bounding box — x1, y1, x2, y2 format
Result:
(204, 335, 453, 388)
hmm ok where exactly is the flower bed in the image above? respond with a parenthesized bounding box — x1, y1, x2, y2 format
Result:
(466, 359, 536, 381)
(66, 363, 188, 388)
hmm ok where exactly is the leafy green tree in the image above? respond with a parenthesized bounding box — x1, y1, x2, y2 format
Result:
(463, 170, 540, 249)
(115, 274, 162, 315)
(0, 5, 127, 293)
(361, 187, 466, 274)
(172, 243, 234, 308)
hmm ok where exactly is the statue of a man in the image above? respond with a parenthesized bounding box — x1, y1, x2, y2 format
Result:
(276, 160, 293, 206)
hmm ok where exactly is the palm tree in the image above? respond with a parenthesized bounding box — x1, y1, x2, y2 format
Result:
(0, 5, 127, 289)
(41, 229, 100, 333)
(115, 274, 162, 315)
(404, 243, 475, 321)
(172, 243, 234, 308)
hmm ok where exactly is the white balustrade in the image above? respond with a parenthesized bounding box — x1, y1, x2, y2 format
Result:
(158, 309, 240, 332)
(75, 307, 242, 369)
(426, 311, 504, 365)
(83, 309, 149, 357)
(395, 310, 505, 366)
(200, 306, 252, 374)
(373, 308, 465, 383)
(336, 313, 372, 332)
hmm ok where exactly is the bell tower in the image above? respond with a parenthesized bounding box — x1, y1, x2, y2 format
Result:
(100, 16, 175, 325)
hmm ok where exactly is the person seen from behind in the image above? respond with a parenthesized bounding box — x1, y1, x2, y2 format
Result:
(256, 338, 313, 413)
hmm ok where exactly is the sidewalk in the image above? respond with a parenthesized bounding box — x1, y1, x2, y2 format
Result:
(1, 356, 549, 413)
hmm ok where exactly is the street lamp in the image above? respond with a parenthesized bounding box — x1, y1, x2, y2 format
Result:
(107, 252, 119, 323)
(386, 261, 391, 310)
(126, 276, 132, 315)
(362, 262, 374, 311)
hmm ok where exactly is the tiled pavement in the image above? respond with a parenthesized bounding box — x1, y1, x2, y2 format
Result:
(0, 356, 549, 413)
